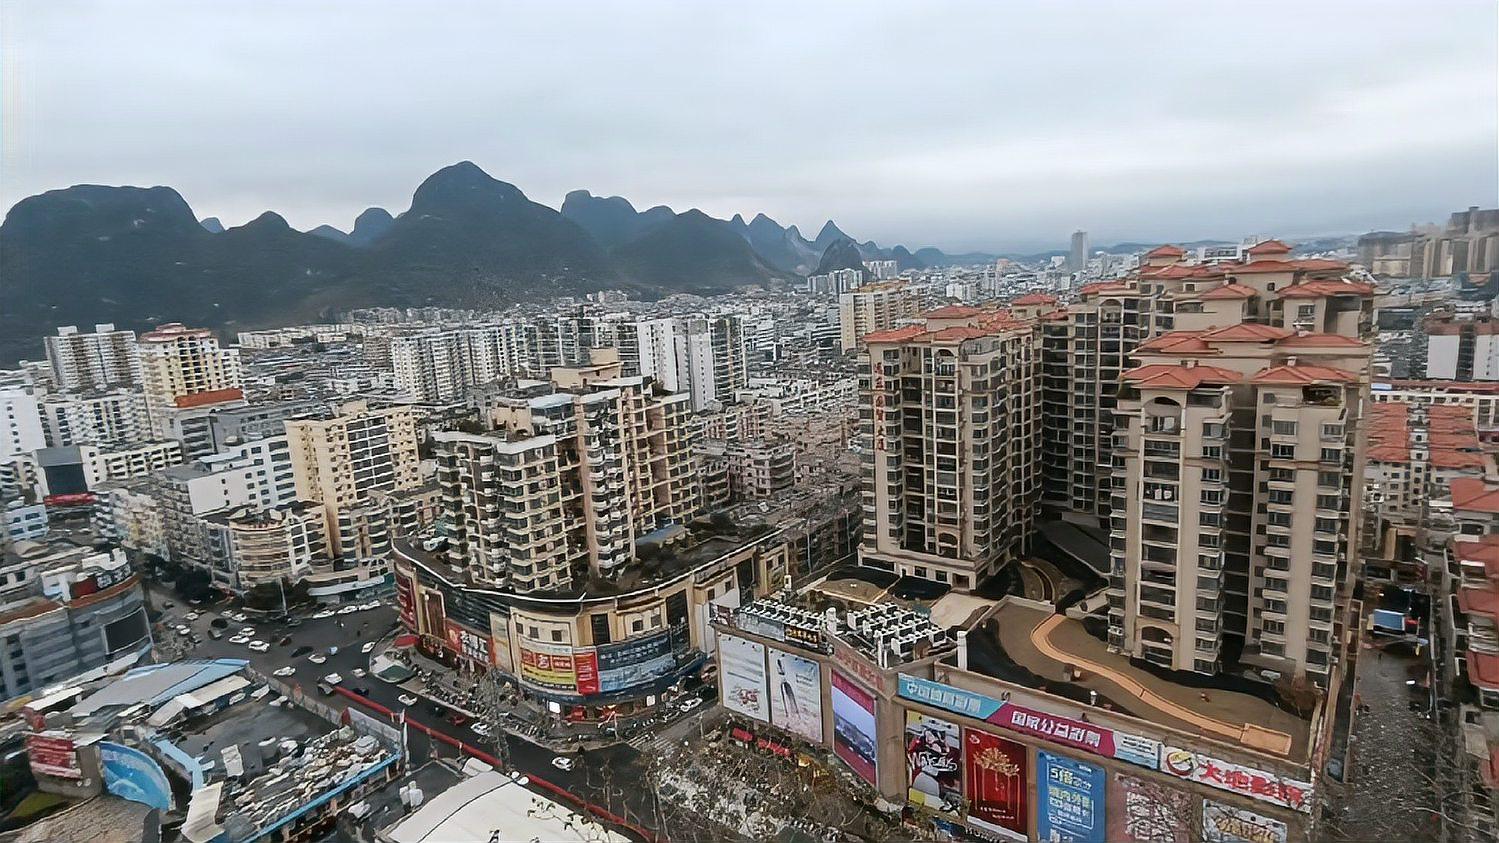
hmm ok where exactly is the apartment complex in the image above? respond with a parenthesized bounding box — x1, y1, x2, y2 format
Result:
(1425, 312, 1499, 381)
(37, 389, 149, 447)
(857, 306, 1040, 590)
(204, 501, 329, 590)
(1359, 206, 1499, 279)
(284, 401, 422, 557)
(838, 282, 923, 352)
(137, 323, 244, 437)
(43, 324, 141, 392)
(434, 357, 699, 593)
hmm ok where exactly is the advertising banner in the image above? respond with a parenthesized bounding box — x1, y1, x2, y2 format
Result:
(574, 649, 601, 696)
(1201, 800, 1289, 843)
(489, 611, 514, 674)
(25, 733, 80, 779)
(446, 620, 491, 666)
(99, 742, 172, 812)
(1038, 751, 1106, 843)
(768, 648, 824, 743)
(964, 728, 1028, 840)
(905, 711, 962, 817)
(737, 612, 786, 642)
(719, 634, 769, 721)
(1159, 746, 1312, 813)
(830, 670, 877, 785)
(394, 571, 415, 629)
(1107, 772, 1195, 843)
(518, 641, 578, 691)
(597, 630, 677, 692)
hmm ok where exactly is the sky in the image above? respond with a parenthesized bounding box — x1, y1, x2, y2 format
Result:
(2, 1, 1496, 253)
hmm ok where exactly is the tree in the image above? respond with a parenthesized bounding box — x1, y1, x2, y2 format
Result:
(1273, 672, 1322, 719)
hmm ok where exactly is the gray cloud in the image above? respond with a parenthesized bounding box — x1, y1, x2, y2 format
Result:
(2, 0, 1494, 252)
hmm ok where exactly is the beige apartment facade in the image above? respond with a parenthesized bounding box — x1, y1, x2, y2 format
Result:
(136, 323, 244, 438)
(838, 281, 923, 352)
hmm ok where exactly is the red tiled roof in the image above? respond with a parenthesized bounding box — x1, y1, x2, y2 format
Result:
(1432, 450, 1487, 471)
(1122, 364, 1242, 389)
(1247, 239, 1293, 255)
(1011, 293, 1058, 306)
(1197, 283, 1258, 300)
(1367, 444, 1411, 463)
(1250, 364, 1358, 385)
(1276, 279, 1374, 298)
(1429, 431, 1479, 448)
(1079, 280, 1135, 296)
(1466, 650, 1499, 691)
(1451, 477, 1499, 514)
(1275, 333, 1368, 348)
(1136, 331, 1215, 354)
(924, 305, 985, 319)
(0, 598, 62, 626)
(925, 326, 999, 342)
(862, 325, 927, 344)
(175, 387, 244, 408)
(1200, 323, 1295, 342)
(1145, 245, 1185, 258)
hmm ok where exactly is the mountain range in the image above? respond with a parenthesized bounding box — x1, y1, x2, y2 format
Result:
(0, 161, 1001, 363)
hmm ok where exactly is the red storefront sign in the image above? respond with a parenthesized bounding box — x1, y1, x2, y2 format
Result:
(574, 649, 601, 696)
(26, 733, 81, 779)
(996, 702, 1114, 756)
(394, 572, 416, 629)
(1160, 746, 1312, 813)
(965, 728, 1027, 839)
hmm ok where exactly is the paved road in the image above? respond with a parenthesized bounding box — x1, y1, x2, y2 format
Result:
(147, 586, 667, 835)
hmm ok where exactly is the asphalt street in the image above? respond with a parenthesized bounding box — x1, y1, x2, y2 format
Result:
(147, 587, 668, 834)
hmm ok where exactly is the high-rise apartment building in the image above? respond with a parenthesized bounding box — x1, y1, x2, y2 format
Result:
(433, 357, 699, 593)
(38, 389, 149, 447)
(838, 282, 923, 352)
(44, 324, 141, 392)
(0, 389, 45, 463)
(137, 323, 244, 438)
(1424, 313, 1499, 381)
(1069, 230, 1090, 272)
(284, 401, 422, 557)
(857, 306, 1040, 590)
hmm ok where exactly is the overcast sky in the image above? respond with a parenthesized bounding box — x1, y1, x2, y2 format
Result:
(2, 1, 1495, 252)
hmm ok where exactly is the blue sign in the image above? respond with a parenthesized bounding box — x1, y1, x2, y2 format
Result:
(897, 674, 1005, 721)
(598, 628, 679, 692)
(99, 742, 173, 812)
(1038, 751, 1105, 843)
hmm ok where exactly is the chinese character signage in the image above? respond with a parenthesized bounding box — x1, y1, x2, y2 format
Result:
(1201, 800, 1289, 843)
(574, 649, 601, 695)
(1159, 746, 1312, 813)
(596, 629, 677, 693)
(518, 641, 577, 691)
(26, 733, 80, 779)
(719, 634, 770, 722)
(769, 648, 824, 744)
(965, 728, 1028, 840)
(446, 620, 490, 665)
(898, 674, 1005, 719)
(906, 711, 962, 818)
(831, 670, 877, 785)
(1039, 751, 1106, 843)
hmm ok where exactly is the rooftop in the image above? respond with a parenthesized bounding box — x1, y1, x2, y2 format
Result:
(384, 769, 630, 843)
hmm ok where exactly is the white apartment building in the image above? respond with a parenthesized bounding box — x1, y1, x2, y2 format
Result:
(0, 389, 45, 463)
(44, 324, 141, 392)
(138, 323, 244, 438)
(204, 501, 329, 590)
(93, 480, 168, 559)
(38, 389, 149, 447)
(76, 440, 184, 489)
(1425, 314, 1499, 381)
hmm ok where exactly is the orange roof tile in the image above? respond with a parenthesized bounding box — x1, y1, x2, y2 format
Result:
(1137, 331, 1215, 354)
(1430, 449, 1487, 470)
(1250, 364, 1358, 385)
(1246, 239, 1293, 255)
(1011, 293, 1058, 306)
(1145, 245, 1185, 258)
(1275, 278, 1374, 298)
(924, 305, 985, 319)
(924, 326, 999, 342)
(1122, 364, 1242, 389)
(1197, 283, 1258, 300)
(1451, 477, 1499, 514)
(1275, 333, 1368, 348)
(862, 325, 927, 344)
(1200, 323, 1295, 342)
(1367, 445, 1412, 463)
(1079, 280, 1135, 296)
(174, 387, 244, 408)
(1451, 535, 1499, 580)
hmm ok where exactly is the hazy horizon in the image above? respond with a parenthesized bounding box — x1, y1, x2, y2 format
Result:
(3, 1, 1495, 253)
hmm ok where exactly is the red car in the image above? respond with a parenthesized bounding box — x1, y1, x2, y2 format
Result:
(446, 712, 470, 727)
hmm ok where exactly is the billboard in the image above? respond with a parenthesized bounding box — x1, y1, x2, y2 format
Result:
(1107, 773, 1195, 843)
(905, 712, 962, 817)
(99, 742, 173, 812)
(518, 641, 577, 691)
(1038, 751, 1106, 843)
(446, 620, 491, 665)
(768, 648, 823, 744)
(1202, 800, 1289, 843)
(965, 728, 1028, 840)
(1159, 746, 1312, 813)
(719, 634, 769, 721)
(25, 733, 81, 779)
(489, 611, 514, 673)
(597, 629, 678, 692)
(830, 670, 877, 785)
(394, 570, 415, 629)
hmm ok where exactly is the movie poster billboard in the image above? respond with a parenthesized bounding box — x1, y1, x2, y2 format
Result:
(1201, 800, 1289, 843)
(1038, 751, 1106, 843)
(1107, 772, 1195, 843)
(719, 634, 769, 721)
(768, 647, 823, 744)
(831, 670, 877, 785)
(964, 728, 1028, 840)
(905, 712, 962, 817)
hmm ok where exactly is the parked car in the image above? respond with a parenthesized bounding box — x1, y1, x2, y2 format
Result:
(398, 694, 418, 706)
(323, 672, 343, 685)
(327, 645, 339, 655)
(309, 653, 328, 664)
(208, 628, 224, 640)
(471, 722, 493, 737)
(238, 627, 255, 637)
(551, 756, 575, 771)
(361, 642, 376, 654)
(352, 686, 371, 696)
(317, 682, 335, 696)
(337, 605, 359, 615)
(350, 668, 367, 679)
(175, 625, 192, 636)
(312, 610, 335, 620)
(446, 712, 470, 727)
(248, 640, 270, 653)
(184, 612, 200, 621)
(679, 697, 704, 712)
(228, 635, 251, 645)
(273, 666, 296, 677)
(278, 635, 292, 646)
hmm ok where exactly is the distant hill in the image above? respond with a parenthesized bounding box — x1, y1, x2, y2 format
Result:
(611, 209, 789, 292)
(199, 216, 224, 233)
(560, 190, 672, 250)
(738, 213, 822, 275)
(814, 237, 865, 275)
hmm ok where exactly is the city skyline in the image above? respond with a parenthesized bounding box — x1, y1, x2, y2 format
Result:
(2, 1, 1493, 252)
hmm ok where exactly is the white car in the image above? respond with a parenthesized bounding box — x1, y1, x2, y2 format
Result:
(361, 601, 382, 611)
(184, 612, 200, 621)
(273, 666, 296, 677)
(550, 756, 575, 772)
(323, 673, 343, 685)
(312, 610, 335, 620)
(398, 694, 418, 706)
(472, 722, 493, 737)
(351, 668, 367, 679)
(679, 697, 704, 712)
(239, 627, 256, 637)
(248, 640, 270, 653)
(308, 653, 328, 664)
(229, 635, 251, 645)
(228, 612, 247, 622)
(337, 605, 359, 615)
(328, 645, 339, 656)
(360, 642, 376, 654)
(175, 625, 192, 636)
